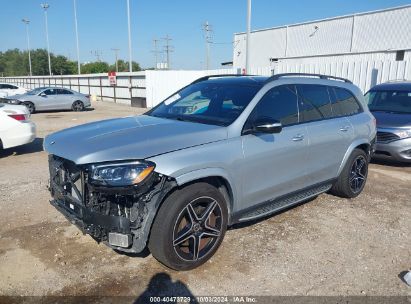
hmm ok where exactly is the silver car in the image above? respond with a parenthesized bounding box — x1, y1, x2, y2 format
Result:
(6, 87, 91, 114)
(44, 74, 376, 270)
(365, 81, 411, 163)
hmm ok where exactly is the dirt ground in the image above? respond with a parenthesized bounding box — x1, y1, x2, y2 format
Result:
(0, 101, 410, 301)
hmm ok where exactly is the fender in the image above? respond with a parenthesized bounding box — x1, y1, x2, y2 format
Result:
(337, 138, 370, 176)
(173, 167, 238, 217)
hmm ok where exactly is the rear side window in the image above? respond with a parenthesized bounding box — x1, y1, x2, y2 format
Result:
(57, 89, 73, 95)
(247, 85, 299, 127)
(43, 89, 56, 95)
(297, 84, 333, 122)
(332, 88, 362, 116)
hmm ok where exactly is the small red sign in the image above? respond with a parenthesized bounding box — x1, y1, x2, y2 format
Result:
(108, 71, 117, 86)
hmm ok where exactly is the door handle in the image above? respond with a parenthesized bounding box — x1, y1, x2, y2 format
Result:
(340, 126, 350, 132)
(292, 134, 304, 141)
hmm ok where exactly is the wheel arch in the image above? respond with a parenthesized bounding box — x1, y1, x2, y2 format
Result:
(337, 139, 371, 176)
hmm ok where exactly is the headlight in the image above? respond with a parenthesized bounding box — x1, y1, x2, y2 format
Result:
(7, 99, 21, 104)
(90, 161, 155, 186)
(393, 129, 411, 139)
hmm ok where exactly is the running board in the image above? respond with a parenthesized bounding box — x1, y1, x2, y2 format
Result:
(237, 183, 333, 222)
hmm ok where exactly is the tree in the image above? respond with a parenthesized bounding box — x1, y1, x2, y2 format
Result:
(81, 61, 110, 74)
(109, 59, 141, 72)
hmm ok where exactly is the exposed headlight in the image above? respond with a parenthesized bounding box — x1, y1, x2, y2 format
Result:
(7, 99, 21, 104)
(90, 161, 155, 186)
(393, 129, 411, 139)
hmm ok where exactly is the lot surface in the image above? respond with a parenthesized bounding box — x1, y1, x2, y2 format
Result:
(0, 101, 410, 300)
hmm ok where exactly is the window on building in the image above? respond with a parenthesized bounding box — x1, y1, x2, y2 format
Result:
(396, 50, 405, 61)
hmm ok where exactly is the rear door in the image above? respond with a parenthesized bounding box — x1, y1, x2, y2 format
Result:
(241, 84, 309, 210)
(55, 89, 75, 109)
(297, 84, 355, 185)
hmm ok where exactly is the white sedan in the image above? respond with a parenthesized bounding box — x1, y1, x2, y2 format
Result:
(0, 103, 36, 150)
(0, 83, 28, 98)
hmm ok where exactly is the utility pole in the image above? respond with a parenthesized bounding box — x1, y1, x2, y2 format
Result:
(111, 48, 120, 72)
(22, 18, 32, 76)
(162, 35, 174, 70)
(245, 0, 252, 74)
(151, 38, 160, 69)
(126, 0, 133, 72)
(202, 21, 213, 70)
(73, 0, 81, 74)
(90, 50, 102, 62)
(41, 3, 52, 75)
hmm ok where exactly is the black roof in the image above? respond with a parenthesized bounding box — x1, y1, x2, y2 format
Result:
(369, 81, 411, 91)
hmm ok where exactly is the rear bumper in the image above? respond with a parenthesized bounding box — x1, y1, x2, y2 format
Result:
(373, 138, 411, 163)
(2, 121, 36, 149)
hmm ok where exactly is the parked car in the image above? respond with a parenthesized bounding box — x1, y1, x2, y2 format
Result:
(0, 103, 36, 150)
(6, 87, 91, 114)
(366, 81, 411, 163)
(44, 73, 376, 270)
(0, 83, 28, 98)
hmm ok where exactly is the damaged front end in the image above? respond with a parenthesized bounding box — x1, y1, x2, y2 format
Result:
(48, 155, 176, 253)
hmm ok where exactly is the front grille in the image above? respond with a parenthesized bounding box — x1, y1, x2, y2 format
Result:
(377, 131, 400, 144)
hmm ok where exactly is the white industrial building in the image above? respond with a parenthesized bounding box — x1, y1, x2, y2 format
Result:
(233, 5, 411, 92)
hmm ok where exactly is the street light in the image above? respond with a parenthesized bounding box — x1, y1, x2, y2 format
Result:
(22, 18, 32, 76)
(126, 0, 133, 72)
(41, 3, 52, 76)
(73, 0, 81, 74)
(245, 0, 252, 74)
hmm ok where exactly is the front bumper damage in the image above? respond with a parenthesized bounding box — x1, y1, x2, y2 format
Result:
(48, 155, 177, 253)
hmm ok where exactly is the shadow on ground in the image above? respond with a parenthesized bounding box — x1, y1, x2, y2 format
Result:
(134, 272, 198, 304)
(370, 158, 411, 168)
(0, 137, 43, 157)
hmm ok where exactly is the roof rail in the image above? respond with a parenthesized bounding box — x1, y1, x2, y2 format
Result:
(192, 74, 255, 84)
(266, 73, 352, 84)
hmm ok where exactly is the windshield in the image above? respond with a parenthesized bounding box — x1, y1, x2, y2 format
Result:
(27, 87, 46, 95)
(147, 81, 261, 126)
(366, 90, 411, 114)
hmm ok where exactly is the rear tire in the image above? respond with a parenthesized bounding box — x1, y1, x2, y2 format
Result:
(149, 182, 228, 271)
(72, 100, 84, 112)
(24, 102, 35, 114)
(330, 148, 368, 198)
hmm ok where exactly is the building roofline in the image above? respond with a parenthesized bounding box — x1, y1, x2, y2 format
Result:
(234, 4, 411, 36)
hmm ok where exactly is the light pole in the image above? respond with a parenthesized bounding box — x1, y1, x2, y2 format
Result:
(245, 0, 252, 74)
(73, 0, 81, 74)
(41, 3, 52, 75)
(111, 48, 120, 72)
(22, 18, 32, 76)
(126, 0, 133, 72)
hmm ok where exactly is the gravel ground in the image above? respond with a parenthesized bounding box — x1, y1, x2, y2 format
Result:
(0, 101, 410, 301)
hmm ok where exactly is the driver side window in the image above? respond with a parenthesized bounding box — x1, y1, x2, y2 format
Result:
(43, 89, 56, 96)
(245, 85, 299, 130)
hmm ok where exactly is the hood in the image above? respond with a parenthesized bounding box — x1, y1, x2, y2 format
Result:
(44, 115, 227, 165)
(6, 94, 26, 100)
(372, 111, 411, 129)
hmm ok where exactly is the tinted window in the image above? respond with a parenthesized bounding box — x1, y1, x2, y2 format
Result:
(297, 84, 332, 122)
(333, 88, 362, 116)
(43, 89, 56, 95)
(366, 90, 411, 114)
(0, 84, 17, 89)
(56, 89, 73, 95)
(149, 81, 261, 126)
(247, 85, 299, 127)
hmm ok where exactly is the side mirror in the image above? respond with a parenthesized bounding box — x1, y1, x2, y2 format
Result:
(254, 118, 282, 134)
(40, 92, 46, 97)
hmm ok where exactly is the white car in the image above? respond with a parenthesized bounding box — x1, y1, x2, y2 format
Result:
(0, 103, 36, 150)
(0, 83, 28, 98)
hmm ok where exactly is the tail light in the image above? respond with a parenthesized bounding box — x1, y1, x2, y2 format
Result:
(9, 114, 28, 121)
(85, 95, 90, 99)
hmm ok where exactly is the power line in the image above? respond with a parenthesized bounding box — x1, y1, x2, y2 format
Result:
(111, 48, 120, 72)
(90, 50, 102, 62)
(151, 38, 161, 69)
(162, 35, 174, 70)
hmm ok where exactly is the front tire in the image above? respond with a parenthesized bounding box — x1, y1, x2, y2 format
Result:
(72, 100, 84, 112)
(149, 182, 228, 271)
(24, 102, 35, 114)
(330, 148, 368, 198)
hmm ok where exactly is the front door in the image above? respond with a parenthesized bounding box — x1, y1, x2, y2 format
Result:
(240, 84, 309, 210)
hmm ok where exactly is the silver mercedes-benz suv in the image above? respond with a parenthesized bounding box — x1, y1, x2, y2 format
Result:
(44, 73, 376, 270)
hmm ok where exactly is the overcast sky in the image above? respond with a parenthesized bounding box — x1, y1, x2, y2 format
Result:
(1, 0, 410, 69)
